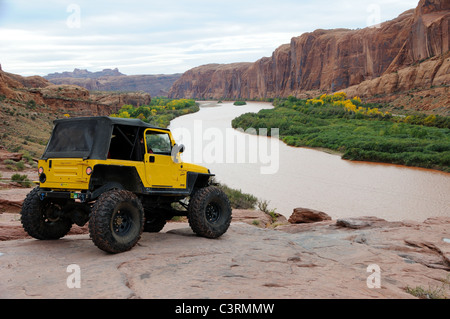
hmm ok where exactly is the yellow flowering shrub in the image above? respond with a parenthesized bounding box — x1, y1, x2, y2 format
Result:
(352, 96, 362, 104)
(311, 93, 388, 117)
(306, 99, 324, 106)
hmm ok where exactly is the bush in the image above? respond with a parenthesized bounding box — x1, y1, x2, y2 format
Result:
(26, 99, 36, 109)
(15, 160, 25, 171)
(111, 98, 199, 128)
(22, 151, 34, 164)
(233, 101, 247, 106)
(217, 184, 257, 209)
(257, 199, 270, 213)
(11, 174, 33, 188)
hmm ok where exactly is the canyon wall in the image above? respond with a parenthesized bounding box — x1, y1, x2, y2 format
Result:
(169, 0, 450, 102)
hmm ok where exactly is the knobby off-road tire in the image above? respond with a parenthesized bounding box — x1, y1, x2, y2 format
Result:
(89, 190, 144, 254)
(188, 186, 232, 238)
(21, 187, 72, 240)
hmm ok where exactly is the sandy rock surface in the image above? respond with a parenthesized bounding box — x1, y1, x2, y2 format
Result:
(0, 155, 448, 299)
(1, 215, 449, 299)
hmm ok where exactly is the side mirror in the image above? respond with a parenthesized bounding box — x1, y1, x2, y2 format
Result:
(171, 144, 185, 164)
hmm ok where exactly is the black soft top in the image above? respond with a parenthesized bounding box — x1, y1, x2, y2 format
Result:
(53, 116, 165, 129)
(41, 116, 168, 160)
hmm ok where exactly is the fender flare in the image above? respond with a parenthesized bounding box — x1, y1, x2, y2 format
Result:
(88, 165, 144, 199)
(89, 182, 125, 200)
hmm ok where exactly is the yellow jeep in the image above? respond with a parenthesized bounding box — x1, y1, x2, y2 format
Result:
(20, 116, 232, 253)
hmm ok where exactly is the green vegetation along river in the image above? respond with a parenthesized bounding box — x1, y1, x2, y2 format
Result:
(170, 101, 450, 222)
(232, 93, 450, 173)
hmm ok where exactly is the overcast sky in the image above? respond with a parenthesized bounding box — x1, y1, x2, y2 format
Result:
(0, 0, 419, 76)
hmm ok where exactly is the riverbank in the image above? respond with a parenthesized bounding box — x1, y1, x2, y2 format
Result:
(232, 95, 450, 173)
(170, 101, 450, 222)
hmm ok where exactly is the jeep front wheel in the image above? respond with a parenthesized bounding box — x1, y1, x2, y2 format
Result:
(188, 186, 232, 238)
(89, 190, 144, 253)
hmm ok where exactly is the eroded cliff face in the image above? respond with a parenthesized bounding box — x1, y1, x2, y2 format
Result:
(0, 69, 152, 157)
(169, 0, 449, 103)
(385, 0, 450, 73)
(0, 70, 152, 117)
(344, 52, 450, 114)
(343, 0, 450, 114)
(167, 63, 252, 99)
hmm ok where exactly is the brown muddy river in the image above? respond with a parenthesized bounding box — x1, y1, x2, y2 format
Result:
(170, 101, 450, 222)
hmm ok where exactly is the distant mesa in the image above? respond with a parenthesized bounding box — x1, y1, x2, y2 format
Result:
(44, 68, 182, 97)
(45, 68, 124, 80)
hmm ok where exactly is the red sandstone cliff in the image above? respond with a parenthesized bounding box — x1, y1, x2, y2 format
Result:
(0, 70, 151, 116)
(0, 69, 152, 157)
(169, 0, 449, 105)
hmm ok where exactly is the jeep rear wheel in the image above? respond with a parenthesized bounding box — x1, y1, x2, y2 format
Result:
(89, 190, 144, 253)
(188, 186, 232, 238)
(21, 187, 73, 240)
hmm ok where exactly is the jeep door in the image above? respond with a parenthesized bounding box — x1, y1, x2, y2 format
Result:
(143, 128, 186, 189)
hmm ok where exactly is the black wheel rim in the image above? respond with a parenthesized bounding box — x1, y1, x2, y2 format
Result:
(41, 201, 62, 224)
(205, 202, 221, 223)
(112, 209, 133, 235)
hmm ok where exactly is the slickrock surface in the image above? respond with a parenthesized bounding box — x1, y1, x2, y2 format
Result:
(1, 214, 448, 299)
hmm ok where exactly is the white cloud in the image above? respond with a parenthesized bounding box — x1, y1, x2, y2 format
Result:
(0, 0, 420, 76)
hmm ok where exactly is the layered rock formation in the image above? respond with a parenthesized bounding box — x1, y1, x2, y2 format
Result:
(169, 0, 450, 106)
(168, 63, 252, 99)
(344, 52, 450, 113)
(0, 69, 152, 157)
(386, 0, 450, 72)
(0, 70, 49, 103)
(45, 68, 182, 97)
(0, 70, 152, 116)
